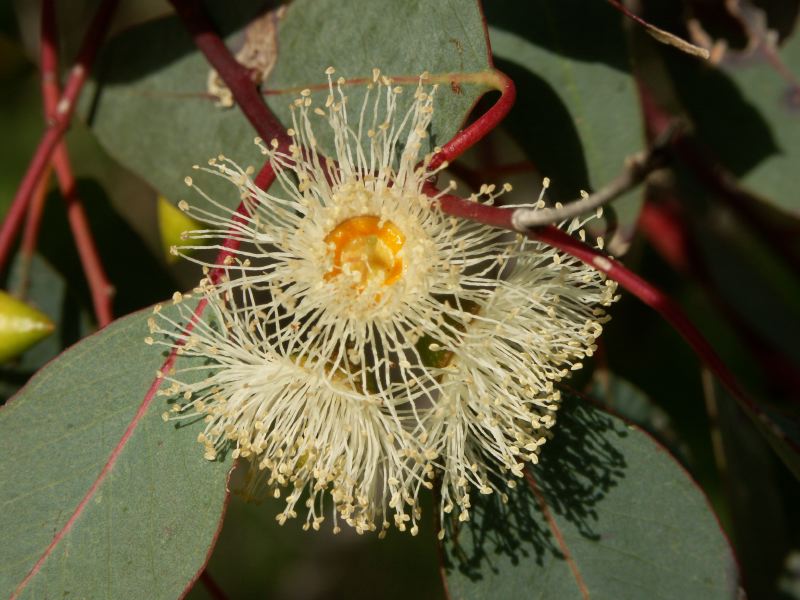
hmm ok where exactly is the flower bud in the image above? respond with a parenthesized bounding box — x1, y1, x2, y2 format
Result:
(157, 195, 201, 264)
(0, 291, 54, 363)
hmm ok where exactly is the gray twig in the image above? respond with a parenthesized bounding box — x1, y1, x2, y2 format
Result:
(511, 121, 683, 230)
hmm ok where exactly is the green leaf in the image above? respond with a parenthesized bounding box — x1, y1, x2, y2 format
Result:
(84, 0, 493, 210)
(588, 371, 689, 463)
(0, 304, 230, 599)
(442, 395, 740, 599)
(662, 13, 800, 214)
(485, 0, 645, 250)
(712, 31, 800, 214)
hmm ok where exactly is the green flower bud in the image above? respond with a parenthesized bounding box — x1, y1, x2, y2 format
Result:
(157, 195, 201, 264)
(0, 291, 54, 363)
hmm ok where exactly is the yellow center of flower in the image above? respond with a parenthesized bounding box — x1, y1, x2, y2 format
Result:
(324, 216, 405, 289)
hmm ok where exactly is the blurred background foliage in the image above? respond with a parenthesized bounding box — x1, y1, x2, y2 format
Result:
(1, 0, 800, 598)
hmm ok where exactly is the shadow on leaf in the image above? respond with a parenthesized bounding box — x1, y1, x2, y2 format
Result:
(441, 394, 628, 580)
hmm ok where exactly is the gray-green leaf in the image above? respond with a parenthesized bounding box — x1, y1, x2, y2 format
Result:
(85, 0, 493, 211)
(442, 395, 740, 599)
(0, 304, 230, 599)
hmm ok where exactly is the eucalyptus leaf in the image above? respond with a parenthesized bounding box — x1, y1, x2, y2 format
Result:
(588, 371, 689, 463)
(0, 304, 230, 599)
(442, 396, 740, 599)
(485, 0, 645, 250)
(664, 17, 800, 215)
(713, 30, 800, 215)
(84, 0, 493, 211)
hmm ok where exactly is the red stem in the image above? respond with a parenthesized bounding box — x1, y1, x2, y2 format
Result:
(637, 199, 692, 273)
(434, 189, 780, 437)
(431, 183, 514, 229)
(168, 0, 290, 146)
(429, 71, 516, 171)
(20, 167, 52, 260)
(52, 148, 115, 326)
(16, 165, 52, 299)
(42, 0, 114, 327)
(0, 0, 119, 275)
(198, 570, 229, 600)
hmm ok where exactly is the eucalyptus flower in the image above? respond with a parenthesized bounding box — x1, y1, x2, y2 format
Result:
(151, 68, 617, 534)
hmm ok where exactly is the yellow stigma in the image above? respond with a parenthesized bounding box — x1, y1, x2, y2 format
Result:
(325, 216, 405, 288)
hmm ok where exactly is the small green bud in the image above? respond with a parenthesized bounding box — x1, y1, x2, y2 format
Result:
(157, 196, 201, 264)
(0, 291, 54, 363)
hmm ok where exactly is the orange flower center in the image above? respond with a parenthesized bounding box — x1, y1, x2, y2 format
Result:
(324, 216, 405, 289)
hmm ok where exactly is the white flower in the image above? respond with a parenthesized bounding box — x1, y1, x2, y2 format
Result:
(176, 69, 515, 410)
(426, 218, 617, 528)
(154, 68, 618, 534)
(148, 283, 428, 535)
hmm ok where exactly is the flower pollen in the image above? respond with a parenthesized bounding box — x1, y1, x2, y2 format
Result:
(324, 215, 405, 288)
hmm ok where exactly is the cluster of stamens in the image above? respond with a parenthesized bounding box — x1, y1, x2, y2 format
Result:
(148, 68, 618, 536)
